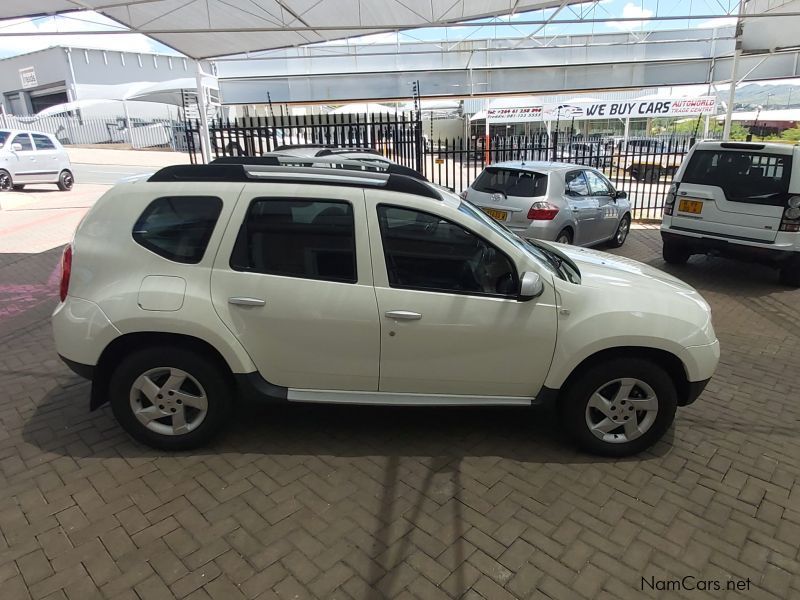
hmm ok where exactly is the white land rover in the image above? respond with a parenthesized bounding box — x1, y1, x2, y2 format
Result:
(52, 158, 719, 456)
(661, 141, 800, 285)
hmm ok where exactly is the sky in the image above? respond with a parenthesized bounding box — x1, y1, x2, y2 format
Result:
(0, 0, 744, 59)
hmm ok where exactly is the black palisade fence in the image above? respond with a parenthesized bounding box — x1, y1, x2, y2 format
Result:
(184, 113, 699, 220)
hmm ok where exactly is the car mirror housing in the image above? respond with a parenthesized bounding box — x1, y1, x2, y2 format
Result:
(615, 190, 627, 200)
(11, 143, 23, 152)
(519, 271, 544, 300)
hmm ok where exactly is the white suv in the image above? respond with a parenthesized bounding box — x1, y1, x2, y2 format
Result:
(52, 161, 719, 456)
(661, 141, 800, 284)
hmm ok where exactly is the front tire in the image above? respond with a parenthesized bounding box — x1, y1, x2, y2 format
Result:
(662, 240, 690, 264)
(0, 169, 12, 192)
(560, 357, 678, 457)
(608, 214, 631, 248)
(57, 170, 74, 191)
(109, 347, 233, 450)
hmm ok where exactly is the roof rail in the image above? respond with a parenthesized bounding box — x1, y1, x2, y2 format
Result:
(274, 143, 376, 152)
(147, 164, 441, 200)
(316, 148, 382, 156)
(209, 154, 428, 182)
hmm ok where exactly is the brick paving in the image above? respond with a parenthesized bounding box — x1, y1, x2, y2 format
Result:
(1, 227, 799, 599)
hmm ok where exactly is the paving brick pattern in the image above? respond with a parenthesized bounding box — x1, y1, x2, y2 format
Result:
(1, 227, 799, 599)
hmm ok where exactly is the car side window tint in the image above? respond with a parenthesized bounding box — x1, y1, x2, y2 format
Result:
(31, 134, 56, 150)
(565, 171, 590, 196)
(133, 196, 223, 264)
(230, 198, 356, 283)
(584, 170, 613, 196)
(12, 134, 33, 151)
(376, 205, 518, 298)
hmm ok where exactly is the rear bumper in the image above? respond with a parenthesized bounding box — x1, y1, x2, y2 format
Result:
(661, 229, 796, 264)
(59, 355, 94, 380)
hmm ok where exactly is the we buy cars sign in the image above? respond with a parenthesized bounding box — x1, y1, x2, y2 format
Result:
(487, 97, 716, 122)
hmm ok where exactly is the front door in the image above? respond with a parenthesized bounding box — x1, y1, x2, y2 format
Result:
(584, 169, 620, 242)
(366, 195, 558, 398)
(8, 133, 37, 183)
(210, 184, 381, 391)
(564, 170, 600, 245)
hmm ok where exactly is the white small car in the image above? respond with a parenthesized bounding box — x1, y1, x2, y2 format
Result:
(52, 161, 719, 456)
(662, 141, 800, 284)
(0, 129, 74, 191)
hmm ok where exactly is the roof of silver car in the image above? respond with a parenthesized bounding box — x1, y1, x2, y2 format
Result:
(489, 160, 590, 172)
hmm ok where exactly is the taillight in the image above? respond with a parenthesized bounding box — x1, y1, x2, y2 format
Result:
(780, 196, 800, 232)
(527, 201, 559, 220)
(59, 244, 72, 302)
(664, 183, 678, 216)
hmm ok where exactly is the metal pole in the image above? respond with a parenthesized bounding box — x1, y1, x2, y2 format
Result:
(623, 117, 630, 143)
(723, 1, 746, 140)
(123, 100, 132, 147)
(195, 60, 212, 163)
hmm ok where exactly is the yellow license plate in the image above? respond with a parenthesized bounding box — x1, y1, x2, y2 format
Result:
(482, 208, 508, 221)
(678, 199, 703, 214)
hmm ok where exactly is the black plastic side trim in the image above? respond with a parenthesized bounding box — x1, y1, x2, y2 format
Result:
(532, 386, 559, 408)
(234, 372, 289, 403)
(59, 355, 94, 380)
(679, 378, 710, 406)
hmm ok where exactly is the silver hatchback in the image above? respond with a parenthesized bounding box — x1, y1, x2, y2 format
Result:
(0, 129, 74, 192)
(463, 161, 632, 247)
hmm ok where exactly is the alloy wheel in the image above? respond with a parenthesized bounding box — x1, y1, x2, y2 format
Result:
(129, 367, 208, 436)
(0, 173, 11, 191)
(616, 218, 630, 245)
(584, 378, 659, 443)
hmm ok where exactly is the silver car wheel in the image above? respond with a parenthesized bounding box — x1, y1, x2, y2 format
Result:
(62, 171, 73, 189)
(584, 378, 658, 443)
(616, 217, 630, 245)
(0, 171, 11, 191)
(556, 231, 572, 244)
(129, 367, 208, 436)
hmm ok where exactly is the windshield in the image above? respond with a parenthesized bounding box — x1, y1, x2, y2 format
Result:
(472, 167, 547, 198)
(455, 198, 580, 283)
(0, 131, 9, 148)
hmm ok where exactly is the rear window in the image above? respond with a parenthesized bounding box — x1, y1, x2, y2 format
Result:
(133, 196, 223, 263)
(472, 167, 548, 198)
(683, 150, 792, 206)
(32, 133, 56, 150)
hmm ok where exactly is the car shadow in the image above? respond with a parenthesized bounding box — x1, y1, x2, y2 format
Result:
(23, 377, 676, 465)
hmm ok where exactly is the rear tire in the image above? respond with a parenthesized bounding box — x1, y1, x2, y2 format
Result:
(57, 170, 74, 191)
(109, 346, 233, 450)
(560, 357, 678, 457)
(608, 214, 631, 248)
(662, 240, 690, 264)
(555, 228, 573, 245)
(12, 184, 24, 191)
(779, 259, 800, 287)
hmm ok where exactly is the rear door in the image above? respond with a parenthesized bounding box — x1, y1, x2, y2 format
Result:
(467, 167, 548, 228)
(673, 148, 792, 242)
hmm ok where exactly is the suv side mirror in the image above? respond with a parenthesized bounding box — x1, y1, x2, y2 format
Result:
(11, 143, 22, 152)
(519, 271, 544, 300)
(615, 190, 627, 200)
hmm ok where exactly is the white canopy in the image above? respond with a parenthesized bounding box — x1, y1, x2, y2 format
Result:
(0, 0, 581, 59)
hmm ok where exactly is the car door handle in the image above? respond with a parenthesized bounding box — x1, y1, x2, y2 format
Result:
(385, 310, 422, 321)
(228, 297, 266, 306)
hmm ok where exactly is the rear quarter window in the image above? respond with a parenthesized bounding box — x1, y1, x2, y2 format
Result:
(683, 150, 792, 206)
(133, 196, 223, 263)
(472, 168, 548, 198)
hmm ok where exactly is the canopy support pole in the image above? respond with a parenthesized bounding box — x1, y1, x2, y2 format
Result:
(195, 61, 212, 164)
(723, 1, 746, 140)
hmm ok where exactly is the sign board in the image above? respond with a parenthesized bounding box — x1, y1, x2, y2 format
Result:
(19, 67, 37, 89)
(486, 106, 543, 123)
(434, 158, 445, 164)
(487, 97, 716, 123)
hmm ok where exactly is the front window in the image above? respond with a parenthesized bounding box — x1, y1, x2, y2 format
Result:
(472, 167, 548, 198)
(12, 134, 33, 151)
(683, 149, 792, 206)
(377, 204, 518, 297)
(0, 131, 9, 148)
